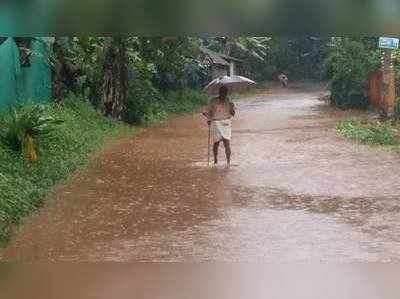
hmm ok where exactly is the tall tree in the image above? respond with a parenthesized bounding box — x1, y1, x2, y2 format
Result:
(99, 37, 129, 119)
(137, 37, 203, 90)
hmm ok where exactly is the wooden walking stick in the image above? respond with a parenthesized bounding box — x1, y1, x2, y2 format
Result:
(207, 122, 211, 166)
(202, 111, 211, 167)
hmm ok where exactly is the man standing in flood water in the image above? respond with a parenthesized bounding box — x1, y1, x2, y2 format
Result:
(204, 85, 236, 165)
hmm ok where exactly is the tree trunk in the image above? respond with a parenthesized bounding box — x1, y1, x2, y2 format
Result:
(52, 37, 63, 102)
(99, 37, 129, 119)
(52, 37, 79, 102)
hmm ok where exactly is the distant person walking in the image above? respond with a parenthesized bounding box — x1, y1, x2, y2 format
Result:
(278, 73, 289, 88)
(203, 85, 236, 166)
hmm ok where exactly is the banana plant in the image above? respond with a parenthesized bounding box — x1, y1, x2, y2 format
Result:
(0, 105, 63, 163)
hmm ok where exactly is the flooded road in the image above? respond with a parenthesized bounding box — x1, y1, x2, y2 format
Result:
(2, 84, 400, 261)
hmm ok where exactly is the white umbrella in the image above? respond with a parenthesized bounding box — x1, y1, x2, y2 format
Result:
(205, 75, 256, 96)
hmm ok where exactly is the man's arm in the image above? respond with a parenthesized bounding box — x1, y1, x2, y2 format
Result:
(229, 100, 236, 117)
(204, 100, 214, 125)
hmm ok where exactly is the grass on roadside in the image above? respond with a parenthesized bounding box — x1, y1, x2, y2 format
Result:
(336, 119, 400, 146)
(0, 95, 132, 245)
(124, 87, 208, 125)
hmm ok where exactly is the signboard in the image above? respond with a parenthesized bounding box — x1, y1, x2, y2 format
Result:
(379, 37, 399, 50)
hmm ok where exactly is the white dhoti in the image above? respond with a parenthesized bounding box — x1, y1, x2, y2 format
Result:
(211, 119, 232, 142)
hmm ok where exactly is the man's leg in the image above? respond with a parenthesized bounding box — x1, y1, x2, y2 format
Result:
(213, 141, 220, 164)
(222, 139, 231, 165)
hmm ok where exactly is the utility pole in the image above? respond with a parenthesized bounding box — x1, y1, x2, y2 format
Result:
(381, 49, 396, 118)
(379, 37, 398, 119)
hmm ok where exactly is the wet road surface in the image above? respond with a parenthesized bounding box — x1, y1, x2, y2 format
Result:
(2, 84, 400, 261)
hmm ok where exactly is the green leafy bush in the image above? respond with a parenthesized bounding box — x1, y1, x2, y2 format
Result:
(324, 38, 381, 109)
(124, 79, 208, 126)
(0, 96, 130, 244)
(124, 76, 163, 125)
(337, 119, 399, 145)
(161, 88, 208, 115)
(330, 77, 368, 109)
(0, 105, 63, 162)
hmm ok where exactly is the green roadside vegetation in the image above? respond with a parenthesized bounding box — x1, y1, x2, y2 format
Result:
(325, 38, 400, 147)
(0, 90, 207, 244)
(0, 97, 130, 244)
(337, 118, 400, 146)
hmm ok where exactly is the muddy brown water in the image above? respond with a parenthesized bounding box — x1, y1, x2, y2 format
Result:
(2, 263, 400, 299)
(1, 84, 400, 262)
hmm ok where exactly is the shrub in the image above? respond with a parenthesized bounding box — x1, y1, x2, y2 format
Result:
(124, 76, 164, 125)
(124, 75, 208, 126)
(324, 38, 381, 109)
(0, 105, 63, 162)
(0, 96, 130, 244)
(330, 77, 368, 109)
(337, 119, 399, 145)
(161, 88, 208, 115)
